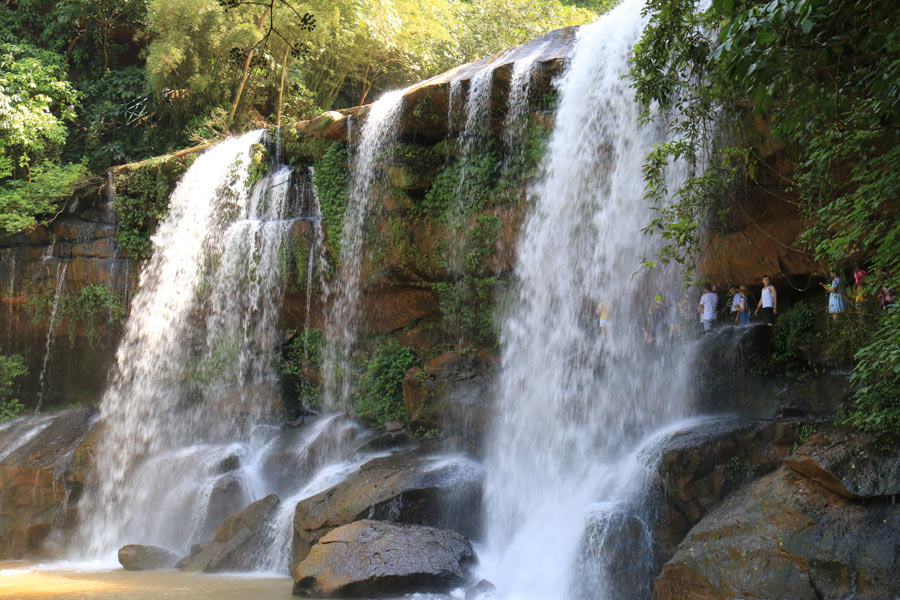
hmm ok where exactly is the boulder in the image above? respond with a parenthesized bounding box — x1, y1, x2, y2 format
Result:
(177, 493, 279, 572)
(292, 453, 483, 569)
(653, 466, 900, 600)
(292, 519, 475, 598)
(117, 544, 179, 570)
(784, 426, 900, 499)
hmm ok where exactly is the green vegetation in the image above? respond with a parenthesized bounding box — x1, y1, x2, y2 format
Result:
(0, 352, 27, 422)
(25, 283, 126, 348)
(631, 0, 900, 431)
(0, 0, 599, 239)
(311, 142, 349, 256)
(280, 328, 325, 409)
(354, 339, 418, 425)
(843, 306, 900, 432)
(114, 157, 191, 258)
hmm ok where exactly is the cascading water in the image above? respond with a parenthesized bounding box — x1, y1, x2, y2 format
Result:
(74, 131, 301, 558)
(480, 1, 695, 598)
(322, 90, 405, 409)
(502, 45, 547, 176)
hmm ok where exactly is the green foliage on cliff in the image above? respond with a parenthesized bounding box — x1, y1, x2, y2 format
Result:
(24, 283, 126, 348)
(355, 339, 418, 424)
(312, 141, 349, 257)
(632, 0, 900, 430)
(114, 157, 190, 258)
(0, 163, 89, 234)
(0, 352, 27, 422)
(843, 306, 900, 432)
(280, 328, 325, 410)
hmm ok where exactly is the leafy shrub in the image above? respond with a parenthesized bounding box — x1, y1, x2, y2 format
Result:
(771, 302, 819, 368)
(0, 352, 27, 422)
(0, 162, 88, 233)
(842, 306, 900, 432)
(355, 340, 418, 425)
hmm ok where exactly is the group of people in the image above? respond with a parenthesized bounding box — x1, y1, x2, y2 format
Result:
(698, 275, 777, 331)
(698, 268, 896, 331)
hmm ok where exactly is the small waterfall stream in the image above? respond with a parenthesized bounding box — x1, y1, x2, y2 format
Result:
(481, 1, 695, 598)
(322, 90, 405, 409)
(34, 262, 68, 413)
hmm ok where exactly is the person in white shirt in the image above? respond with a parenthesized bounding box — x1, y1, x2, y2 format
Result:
(754, 274, 777, 326)
(697, 283, 718, 331)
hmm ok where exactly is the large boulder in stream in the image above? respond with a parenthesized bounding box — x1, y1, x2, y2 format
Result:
(653, 429, 900, 600)
(0, 407, 96, 558)
(177, 493, 279, 572)
(291, 453, 483, 569)
(292, 519, 475, 598)
(117, 544, 179, 570)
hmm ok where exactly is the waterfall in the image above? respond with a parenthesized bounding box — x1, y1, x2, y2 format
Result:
(481, 1, 695, 598)
(35, 262, 68, 413)
(322, 90, 405, 409)
(75, 131, 302, 558)
(503, 45, 546, 176)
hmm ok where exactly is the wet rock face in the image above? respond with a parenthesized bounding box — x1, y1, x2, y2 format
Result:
(653, 429, 900, 600)
(291, 453, 483, 570)
(177, 493, 279, 573)
(292, 519, 475, 598)
(783, 427, 900, 498)
(0, 408, 96, 559)
(117, 544, 179, 570)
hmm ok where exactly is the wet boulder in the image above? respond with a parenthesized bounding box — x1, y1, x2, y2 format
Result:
(177, 493, 279, 572)
(292, 519, 475, 598)
(117, 544, 179, 570)
(653, 466, 900, 600)
(783, 426, 900, 499)
(291, 453, 483, 569)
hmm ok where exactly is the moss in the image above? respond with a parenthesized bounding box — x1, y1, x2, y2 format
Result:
(311, 141, 350, 258)
(354, 339, 419, 424)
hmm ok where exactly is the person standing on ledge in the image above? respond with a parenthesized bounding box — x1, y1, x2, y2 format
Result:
(698, 282, 718, 331)
(754, 275, 777, 326)
(822, 268, 846, 321)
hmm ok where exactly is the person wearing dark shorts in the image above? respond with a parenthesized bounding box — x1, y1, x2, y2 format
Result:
(754, 275, 777, 326)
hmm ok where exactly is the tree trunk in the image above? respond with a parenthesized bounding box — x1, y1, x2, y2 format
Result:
(229, 6, 272, 123)
(276, 44, 290, 126)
